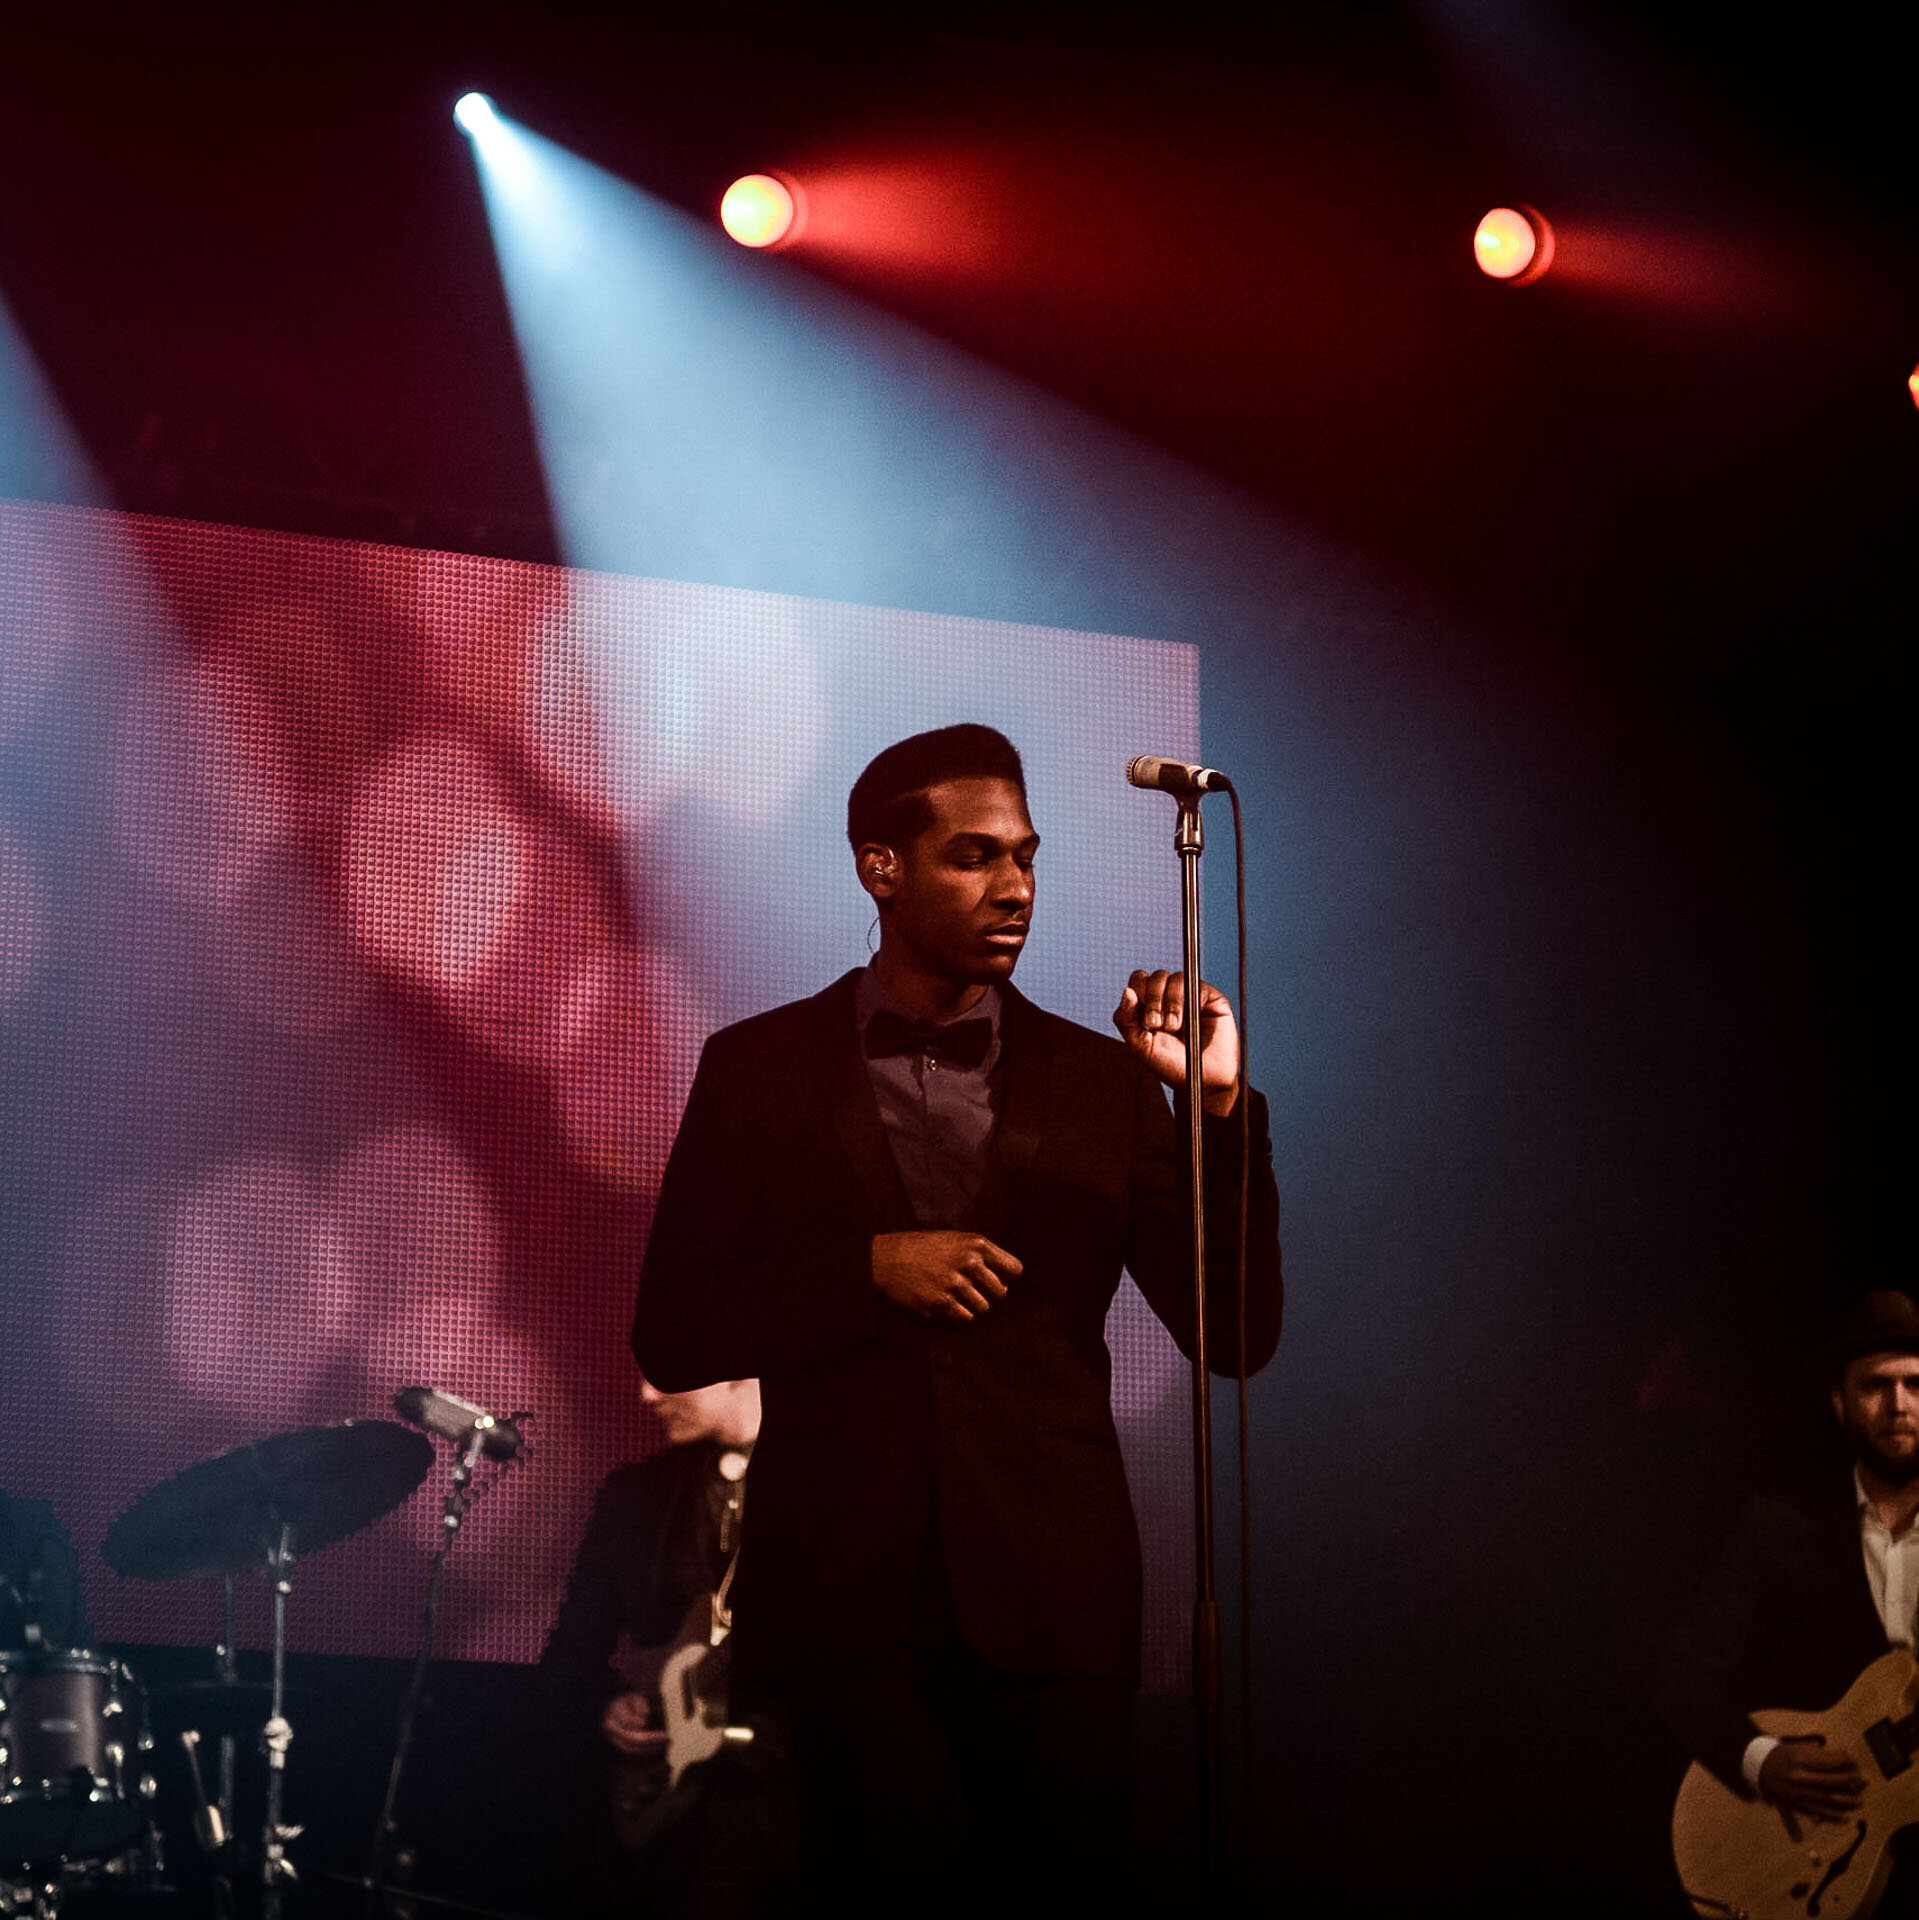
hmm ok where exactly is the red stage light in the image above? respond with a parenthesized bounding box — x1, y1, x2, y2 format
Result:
(720, 173, 805, 249)
(1909, 361, 1919, 412)
(1474, 206, 1555, 284)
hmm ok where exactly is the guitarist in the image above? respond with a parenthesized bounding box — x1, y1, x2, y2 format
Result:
(1663, 1291, 1919, 1904)
(538, 1374, 781, 1915)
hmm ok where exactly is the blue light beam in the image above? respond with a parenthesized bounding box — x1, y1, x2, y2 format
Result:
(458, 109, 1249, 622)
(1, 292, 103, 508)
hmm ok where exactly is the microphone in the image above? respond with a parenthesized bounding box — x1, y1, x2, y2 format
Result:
(393, 1387, 524, 1461)
(1126, 754, 1233, 796)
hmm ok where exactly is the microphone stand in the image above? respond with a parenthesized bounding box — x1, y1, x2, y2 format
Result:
(1171, 786, 1224, 1904)
(219, 1573, 238, 1845)
(365, 1429, 487, 1918)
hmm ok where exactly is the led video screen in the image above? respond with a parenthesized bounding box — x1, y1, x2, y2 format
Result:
(0, 496, 1200, 1683)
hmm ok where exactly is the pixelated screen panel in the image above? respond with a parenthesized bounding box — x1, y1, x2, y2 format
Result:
(0, 497, 1199, 1685)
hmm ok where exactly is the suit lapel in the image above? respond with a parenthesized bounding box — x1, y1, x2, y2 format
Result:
(1824, 1480, 1895, 1656)
(973, 984, 1053, 1234)
(814, 972, 919, 1232)
(812, 972, 1057, 1236)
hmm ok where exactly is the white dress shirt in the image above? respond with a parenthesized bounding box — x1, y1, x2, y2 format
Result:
(1741, 1469, 1919, 1790)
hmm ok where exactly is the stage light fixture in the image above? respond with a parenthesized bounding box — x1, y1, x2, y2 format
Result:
(1909, 361, 1919, 412)
(454, 93, 499, 137)
(1474, 205, 1555, 284)
(720, 173, 805, 250)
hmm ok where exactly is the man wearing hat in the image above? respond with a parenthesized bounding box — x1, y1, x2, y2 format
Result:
(1664, 1290, 1919, 1824)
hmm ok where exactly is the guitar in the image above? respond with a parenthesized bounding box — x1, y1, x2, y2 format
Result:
(656, 1590, 741, 1789)
(608, 1592, 750, 1850)
(611, 1448, 751, 1839)
(1672, 1650, 1919, 1918)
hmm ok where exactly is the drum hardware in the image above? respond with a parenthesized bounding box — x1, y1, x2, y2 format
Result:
(104, 1421, 433, 1918)
(257, 1520, 300, 1917)
(0, 1873, 57, 1919)
(215, 1572, 236, 1870)
(0, 1651, 149, 1871)
(175, 1730, 225, 1856)
(152, 1672, 305, 1902)
(0, 1648, 162, 1920)
(146, 1679, 294, 1745)
(325, 1869, 546, 1920)
(1, 1841, 167, 1920)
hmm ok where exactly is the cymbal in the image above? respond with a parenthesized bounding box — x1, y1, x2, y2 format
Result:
(103, 1420, 434, 1580)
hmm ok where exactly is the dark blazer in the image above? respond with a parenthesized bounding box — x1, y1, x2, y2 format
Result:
(1662, 1474, 1892, 1791)
(630, 971, 1283, 1685)
(539, 1443, 738, 1730)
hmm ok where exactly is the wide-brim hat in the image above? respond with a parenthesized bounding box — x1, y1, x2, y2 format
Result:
(1825, 1291, 1919, 1376)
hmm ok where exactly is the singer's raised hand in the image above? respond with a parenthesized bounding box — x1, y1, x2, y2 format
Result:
(1113, 970, 1240, 1115)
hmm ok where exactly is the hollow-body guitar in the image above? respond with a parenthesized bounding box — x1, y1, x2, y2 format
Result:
(1673, 1650, 1919, 1919)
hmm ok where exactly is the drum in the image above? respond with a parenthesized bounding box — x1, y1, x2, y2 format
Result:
(0, 1652, 148, 1867)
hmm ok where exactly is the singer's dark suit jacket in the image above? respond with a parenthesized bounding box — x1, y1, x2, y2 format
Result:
(630, 970, 1283, 1685)
(1661, 1473, 1897, 1792)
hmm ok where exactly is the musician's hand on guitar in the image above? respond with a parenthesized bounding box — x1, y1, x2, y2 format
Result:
(1759, 1737, 1866, 1818)
(601, 1690, 669, 1757)
(872, 1231, 1022, 1322)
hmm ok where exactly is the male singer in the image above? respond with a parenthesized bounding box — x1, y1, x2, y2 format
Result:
(631, 724, 1283, 1914)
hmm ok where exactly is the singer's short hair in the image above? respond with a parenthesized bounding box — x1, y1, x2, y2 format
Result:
(846, 725, 1026, 852)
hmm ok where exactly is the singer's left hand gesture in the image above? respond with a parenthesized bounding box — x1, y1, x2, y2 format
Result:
(1113, 970, 1240, 1116)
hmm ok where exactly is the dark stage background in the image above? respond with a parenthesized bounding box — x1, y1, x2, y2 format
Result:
(4, 4, 1911, 1913)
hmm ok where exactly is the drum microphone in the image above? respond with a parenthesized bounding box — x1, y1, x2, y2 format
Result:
(1125, 754, 1233, 796)
(1, 1574, 37, 1649)
(393, 1387, 524, 1461)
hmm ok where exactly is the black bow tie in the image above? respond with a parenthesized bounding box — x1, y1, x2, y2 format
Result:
(864, 1009, 994, 1070)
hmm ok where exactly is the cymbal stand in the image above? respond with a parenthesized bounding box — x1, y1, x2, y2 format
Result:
(176, 1575, 244, 1915)
(262, 1522, 298, 1920)
(218, 1573, 238, 1845)
(365, 1429, 487, 1918)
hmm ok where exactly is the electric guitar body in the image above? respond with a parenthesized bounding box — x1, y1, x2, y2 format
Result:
(1673, 1650, 1919, 1919)
(657, 1594, 733, 1789)
(609, 1593, 737, 1849)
